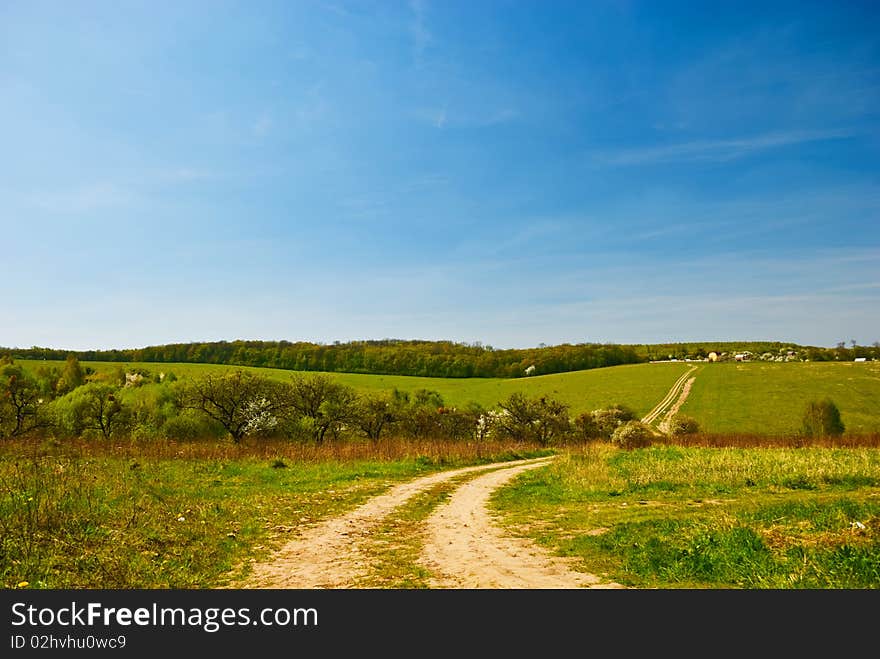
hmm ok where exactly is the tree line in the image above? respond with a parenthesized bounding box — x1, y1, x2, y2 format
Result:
(2, 339, 645, 378)
(5, 339, 877, 380)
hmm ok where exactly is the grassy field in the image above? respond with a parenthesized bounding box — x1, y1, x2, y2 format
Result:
(5, 435, 877, 589)
(16, 358, 880, 436)
(17, 359, 690, 417)
(493, 444, 880, 588)
(681, 361, 880, 435)
(0, 436, 551, 589)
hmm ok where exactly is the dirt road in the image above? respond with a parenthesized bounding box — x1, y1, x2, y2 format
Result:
(642, 364, 698, 427)
(242, 455, 619, 589)
(420, 460, 623, 588)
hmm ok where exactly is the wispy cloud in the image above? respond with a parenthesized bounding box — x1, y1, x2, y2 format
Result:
(598, 129, 853, 165)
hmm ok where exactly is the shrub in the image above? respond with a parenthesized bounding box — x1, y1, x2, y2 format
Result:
(802, 399, 845, 437)
(574, 412, 602, 440)
(162, 411, 224, 441)
(590, 404, 637, 439)
(669, 414, 700, 436)
(611, 421, 655, 449)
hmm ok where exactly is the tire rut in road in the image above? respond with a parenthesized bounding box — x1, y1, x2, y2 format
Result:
(419, 460, 624, 589)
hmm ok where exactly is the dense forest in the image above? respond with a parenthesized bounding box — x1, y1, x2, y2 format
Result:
(2, 339, 877, 379)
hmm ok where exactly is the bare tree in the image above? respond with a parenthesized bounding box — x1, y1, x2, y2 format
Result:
(181, 370, 291, 442)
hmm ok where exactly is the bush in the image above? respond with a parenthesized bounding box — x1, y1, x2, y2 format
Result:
(802, 399, 845, 437)
(669, 414, 700, 436)
(588, 404, 637, 440)
(162, 411, 224, 441)
(611, 421, 655, 449)
(574, 412, 602, 440)
(495, 393, 571, 445)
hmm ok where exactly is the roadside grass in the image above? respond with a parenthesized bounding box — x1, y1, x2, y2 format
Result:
(492, 444, 880, 588)
(681, 361, 880, 435)
(17, 359, 689, 417)
(0, 436, 552, 589)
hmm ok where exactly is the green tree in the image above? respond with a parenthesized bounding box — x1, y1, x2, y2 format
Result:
(288, 373, 357, 443)
(56, 354, 85, 394)
(802, 399, 845, 437)
(389, 388, 446, 439)
(55, 383, 127, 439)
(0, 363, 43, 437)
(495, 393, 570, 445)
(355, 393, 396, 442)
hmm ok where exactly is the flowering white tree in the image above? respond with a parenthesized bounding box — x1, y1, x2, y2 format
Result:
(242, 396, 279, 436)
(181, 370, 291, 442)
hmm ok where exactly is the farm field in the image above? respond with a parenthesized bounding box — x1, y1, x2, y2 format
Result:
(681, 361, 880, 435)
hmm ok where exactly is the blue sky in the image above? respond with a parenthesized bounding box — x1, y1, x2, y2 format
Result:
(2, 0, 878, 350)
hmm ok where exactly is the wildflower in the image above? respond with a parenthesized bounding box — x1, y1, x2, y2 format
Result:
(177, 516, 186, 522)
(17, 581, 29, 588)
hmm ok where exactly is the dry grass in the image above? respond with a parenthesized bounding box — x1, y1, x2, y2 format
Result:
(1, 434, 553, 465)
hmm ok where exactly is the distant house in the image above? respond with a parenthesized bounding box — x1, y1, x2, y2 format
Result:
(855, 357, 867, 362)
(735, 352, 752, 362)
(524, 365, 536, 376)
(707, 351, 719, 362)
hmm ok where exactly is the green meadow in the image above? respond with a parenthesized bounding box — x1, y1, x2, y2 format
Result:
(18, 358, 880, 435)
(681, 361, 880, 435)
(17, 358, 690, 417)
(493, 445, 880, 588)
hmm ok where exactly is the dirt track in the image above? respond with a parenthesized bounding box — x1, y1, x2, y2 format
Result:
(642, 365, 698, 427)
(243, 455, 619, 589)
(420, 461, 623, 588)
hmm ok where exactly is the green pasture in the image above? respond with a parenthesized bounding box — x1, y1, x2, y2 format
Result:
(493, 445, 880, 588)
(16, 358, 880, 434)
(681, 361, 880, 435)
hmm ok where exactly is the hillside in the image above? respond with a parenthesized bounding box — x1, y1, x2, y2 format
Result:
(16, 358, 880, 435)
(5, 339, 877, 379)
